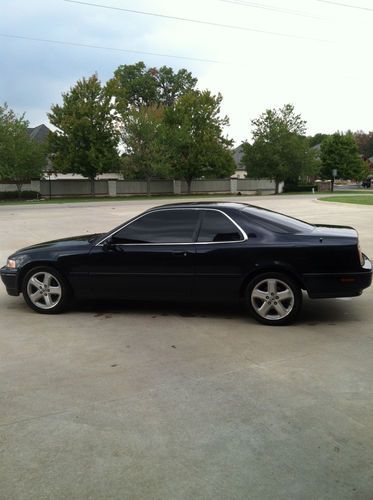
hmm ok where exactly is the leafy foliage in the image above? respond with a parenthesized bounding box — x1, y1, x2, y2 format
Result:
(48, 75, 120, 192)
(121, 106, 171, 193)
(242, 104, 319, 193)
(0, 104, 45, 196)
(110, 62, 197, 111)
(163, 91, 235, 191)
(353, 131, 373, 159)
(308, 132, 329, 148)
(320, 132, 367, 182)
(113, 62, 202, 187)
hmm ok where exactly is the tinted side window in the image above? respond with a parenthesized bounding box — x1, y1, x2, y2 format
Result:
(198, 211, 243, 242)
(112, 210, 199, 244)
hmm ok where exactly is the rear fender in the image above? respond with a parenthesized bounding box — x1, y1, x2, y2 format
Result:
(239, 261, 305, 298)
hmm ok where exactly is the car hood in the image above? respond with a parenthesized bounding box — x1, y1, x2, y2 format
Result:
(12, 234, 102, 256)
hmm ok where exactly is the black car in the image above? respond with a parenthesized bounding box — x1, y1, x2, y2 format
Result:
(1, 202, 372, 325)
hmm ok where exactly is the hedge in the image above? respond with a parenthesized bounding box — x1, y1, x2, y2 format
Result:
(0, 190, 39, 200)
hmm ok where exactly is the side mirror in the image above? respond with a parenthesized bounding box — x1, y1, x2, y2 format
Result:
(102, 236, 123, 252)
(102, 238, 113, 252)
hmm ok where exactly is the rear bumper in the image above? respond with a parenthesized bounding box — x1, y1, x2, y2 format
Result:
(304, 255, 372, 299)
(0, 267, 20, 296)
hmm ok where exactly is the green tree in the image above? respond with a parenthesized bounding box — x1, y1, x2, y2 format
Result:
(0, 104, 45, 198)
(121, 105, 171, 195)
(308, 132, 329, 148)
(353, 131, 373, 159)
(241, 104, 318, 194)
(48, 74, 120, 194)
(164, 90, 235, 193)
(320, 132, 366, 189)
(110, 62, 197, 111)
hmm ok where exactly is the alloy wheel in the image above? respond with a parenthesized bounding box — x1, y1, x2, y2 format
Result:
(26, 271, 62, 310)
(251, 278, 295, 321)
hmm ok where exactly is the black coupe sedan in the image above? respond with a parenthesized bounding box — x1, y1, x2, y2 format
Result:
(1, 202, 372, 325)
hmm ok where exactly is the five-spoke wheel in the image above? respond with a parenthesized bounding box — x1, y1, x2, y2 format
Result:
(22, 266, 70, 314)
(246, 272, 302, 325)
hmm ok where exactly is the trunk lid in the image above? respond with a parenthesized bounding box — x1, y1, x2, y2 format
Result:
(313, 224, 358, 240)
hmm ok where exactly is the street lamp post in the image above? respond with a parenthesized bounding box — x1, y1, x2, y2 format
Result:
(331, 169, 337, 192)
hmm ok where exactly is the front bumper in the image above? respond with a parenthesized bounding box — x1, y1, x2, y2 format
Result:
(304, 255, 372, 299)
(0, 267, 20, 296)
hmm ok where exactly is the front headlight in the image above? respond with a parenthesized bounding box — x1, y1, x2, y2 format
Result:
(6, 259, 17, 269)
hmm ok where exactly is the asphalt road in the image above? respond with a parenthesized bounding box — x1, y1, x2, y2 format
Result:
(1, 195, 373, 500)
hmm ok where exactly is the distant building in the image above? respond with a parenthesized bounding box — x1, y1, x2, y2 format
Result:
(27, 124, 53, 175)
(27, 124, 51, 144)
(28, 124, 55, 176)
(311, 142, 321, 158)
(232, 144, 247, 179)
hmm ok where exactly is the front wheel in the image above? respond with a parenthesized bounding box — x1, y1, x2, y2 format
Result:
(245, 272, 302, 326)
(22, 266, 71, 314)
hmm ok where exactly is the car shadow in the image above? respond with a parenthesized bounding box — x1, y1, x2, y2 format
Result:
(74, 298, 247, 321)
(72, 294, 362, 325)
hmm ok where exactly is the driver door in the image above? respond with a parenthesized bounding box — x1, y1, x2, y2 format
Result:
(88, 208, 200, 300)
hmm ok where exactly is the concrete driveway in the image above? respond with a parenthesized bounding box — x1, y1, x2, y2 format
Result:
(1, 195, 372, 500)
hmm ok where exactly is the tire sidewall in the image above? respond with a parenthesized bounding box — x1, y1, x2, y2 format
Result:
(245, 272, 302, 326)
(22, 266, 70, 314)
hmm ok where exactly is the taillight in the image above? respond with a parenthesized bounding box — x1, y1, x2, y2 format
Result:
(358, 242, 364, 267)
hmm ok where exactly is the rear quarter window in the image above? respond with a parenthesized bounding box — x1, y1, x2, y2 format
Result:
(242, 207, 314, 234)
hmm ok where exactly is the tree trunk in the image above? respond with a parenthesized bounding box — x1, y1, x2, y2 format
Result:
(187, 179, 192, 194)
(275, 180, 279, 195)
(90, 178, 95, 197)
(146, 178, 151, 197)
(331, 178, 334, 192)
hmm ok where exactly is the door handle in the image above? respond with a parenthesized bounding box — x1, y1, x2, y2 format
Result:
(172, 251, 189, 257)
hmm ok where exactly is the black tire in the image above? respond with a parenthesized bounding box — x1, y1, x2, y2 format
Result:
(22, 266, 71, 314)
(245, 272, 302, 326)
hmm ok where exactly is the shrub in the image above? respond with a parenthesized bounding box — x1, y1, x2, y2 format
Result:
(0, 190, 39, 200)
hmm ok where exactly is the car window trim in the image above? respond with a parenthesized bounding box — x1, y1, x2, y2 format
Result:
(96, 208, 248, 246)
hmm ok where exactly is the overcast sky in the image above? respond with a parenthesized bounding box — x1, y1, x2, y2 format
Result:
(1, 0, 372, 145)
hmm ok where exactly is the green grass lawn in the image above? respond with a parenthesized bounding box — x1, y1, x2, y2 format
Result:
(321, 195, 373, 205)
(282, 189, 373, 196)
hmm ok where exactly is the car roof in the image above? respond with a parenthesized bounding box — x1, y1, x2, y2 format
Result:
(149, 201, 314, 233)
(148, 201, 249, 211)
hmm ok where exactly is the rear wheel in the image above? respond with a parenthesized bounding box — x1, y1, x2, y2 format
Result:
(245, 272, 302, 326)
(22, 266, 70, 314)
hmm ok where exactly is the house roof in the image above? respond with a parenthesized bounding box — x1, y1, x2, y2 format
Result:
(27, 124, 51, 143)
(232, 144, 246, 170)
